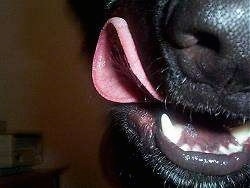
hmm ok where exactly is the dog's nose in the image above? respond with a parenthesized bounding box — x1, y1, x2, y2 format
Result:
(166, 0, 250, 92)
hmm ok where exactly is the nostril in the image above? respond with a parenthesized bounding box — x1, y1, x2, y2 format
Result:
(171, 33, 199, 48)
(195, 32, 220, 53)
(168, 32, 221, 53)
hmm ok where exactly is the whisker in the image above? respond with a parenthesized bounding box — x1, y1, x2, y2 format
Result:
(243, 116, 247, 125)
(189, 110, 193, 122)
(156, 83, 163, 91)
(164, 96, 168, 110)
(150, 69, 163, 76)
(161, 67, 168, 73)
(146, 56, 164, 70)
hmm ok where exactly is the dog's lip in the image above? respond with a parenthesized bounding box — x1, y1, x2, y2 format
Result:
(157, 112, 250, 175)
(128, 103, 250, 176)
(157, 130, 249, 175)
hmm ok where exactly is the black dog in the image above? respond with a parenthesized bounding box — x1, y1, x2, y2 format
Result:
(74, 0, 250, 187)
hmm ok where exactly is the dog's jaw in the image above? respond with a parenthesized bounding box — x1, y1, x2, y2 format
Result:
(93, 0, 250, 187)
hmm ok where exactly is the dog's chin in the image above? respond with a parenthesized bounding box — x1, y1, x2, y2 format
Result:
(105, 103, 250, 188)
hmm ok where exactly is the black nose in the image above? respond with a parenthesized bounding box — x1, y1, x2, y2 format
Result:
(166, 0, 250, 92)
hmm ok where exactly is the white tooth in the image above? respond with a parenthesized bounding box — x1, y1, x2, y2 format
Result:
(192, 145, 202, 152)
(229, 124, 250, 145)
(219, 145, 231, 155)
(228, 143, 243, 153)
(180, 144, 191, 151)
(161, 113, 183, 144)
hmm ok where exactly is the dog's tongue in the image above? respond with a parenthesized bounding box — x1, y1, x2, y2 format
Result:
(92, 17, 162, 103)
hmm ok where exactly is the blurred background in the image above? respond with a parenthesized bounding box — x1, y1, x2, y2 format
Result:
(0, 0, 111, 187)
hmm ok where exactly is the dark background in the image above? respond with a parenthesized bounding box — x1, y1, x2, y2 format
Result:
(0, 0, 111, 187)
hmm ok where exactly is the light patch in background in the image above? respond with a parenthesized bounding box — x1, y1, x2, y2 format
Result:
(0, 0, 109, 187)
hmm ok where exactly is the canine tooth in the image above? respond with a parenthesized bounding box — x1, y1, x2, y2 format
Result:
(218, 145, 229, 154)
(219, 145, 231, 155)
(192, 145, 202, 152)
(180, 144, 191, 151)
(228, 143, 242, 153)
(229, 124, 250, 145)
(161, 114, 183, 144)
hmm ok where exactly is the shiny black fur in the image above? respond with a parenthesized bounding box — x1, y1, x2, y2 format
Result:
(70, 0, 250, 187)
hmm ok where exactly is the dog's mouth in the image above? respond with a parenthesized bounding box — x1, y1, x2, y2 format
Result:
(157, 104, 249, 176)
(92, 17, 250, 186)
(127, 102, 250, 176)
(110, 104, 250, 186)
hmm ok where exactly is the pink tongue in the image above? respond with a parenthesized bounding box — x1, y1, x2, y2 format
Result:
(92, 17, 162, 103)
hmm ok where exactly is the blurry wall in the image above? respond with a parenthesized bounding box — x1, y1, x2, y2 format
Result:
(0, 0, 110, 187)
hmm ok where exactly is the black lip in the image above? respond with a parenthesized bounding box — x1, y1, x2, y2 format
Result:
(108, 103, 250, 188)
(157, 129, 249, 176)
(156, 103, 250, 176)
